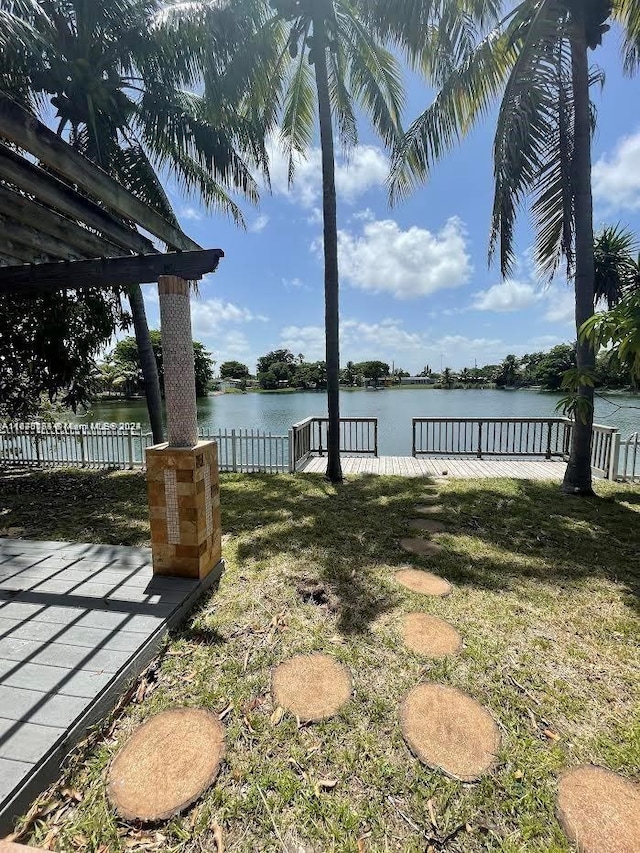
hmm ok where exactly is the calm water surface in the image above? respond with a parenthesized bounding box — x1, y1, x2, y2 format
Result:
(80, 389, 640, 457)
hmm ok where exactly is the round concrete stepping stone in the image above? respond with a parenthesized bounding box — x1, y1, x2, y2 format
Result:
(108, 708, 225, 822)
(400, 537, 443, 556)
(408, 518, 447, 534)
(557, 765, 640, 853)
(272, 653, 352, 722)
(400, 683, 500, 781)
(395, 568, 451, 597)
(402, 613, 462, 658)
(415, 504, 445, 515)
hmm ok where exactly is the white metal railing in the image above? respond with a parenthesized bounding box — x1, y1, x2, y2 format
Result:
(0, 423, 289, 474)
(290, 416, 378, 471)
(412, 417, 570, 460)
(562, 420, 620, 480)
(412, 416, 622, 480)
(617, 432, 640, 482)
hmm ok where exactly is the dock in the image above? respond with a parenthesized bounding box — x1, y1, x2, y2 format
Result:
(297, 455, 565, 479)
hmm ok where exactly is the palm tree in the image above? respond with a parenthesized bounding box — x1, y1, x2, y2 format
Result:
(1, 0, 265, 443)
(442, 367, 454, 388)
(212, 0, 404, 483)
(593, 224, 639, 307)
(372, 0, 640, 494)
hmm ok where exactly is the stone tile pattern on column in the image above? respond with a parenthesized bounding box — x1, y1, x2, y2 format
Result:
(163, 468, 180, 544)
(146, 440, 221, 579)
(158, 276, 198, 448)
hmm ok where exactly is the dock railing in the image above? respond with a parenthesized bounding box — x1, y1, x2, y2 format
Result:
(614, 432, 639, 482)
(412, 416, 621, 480)
(290, 417, 378, 471)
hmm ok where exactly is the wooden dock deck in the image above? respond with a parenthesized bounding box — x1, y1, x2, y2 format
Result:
(297, 455, 566, 479)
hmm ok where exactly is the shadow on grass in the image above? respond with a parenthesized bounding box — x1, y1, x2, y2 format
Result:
(225, 474, 640, 626)
(427, 480, 640, 611)
(2, 468, 638, 629)
(0, 468, 150, 547)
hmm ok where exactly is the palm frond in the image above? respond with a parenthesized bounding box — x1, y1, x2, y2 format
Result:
(612, 0, 640, 73)
(490, 0, 569, 277)
(339, 2, 405, 148)
(281, 21, 315, 182)
(328, 32, 358, 150)
(390, 23, 516, 201)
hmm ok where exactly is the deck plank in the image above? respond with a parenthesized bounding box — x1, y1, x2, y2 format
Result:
(297, 455, 565, 479)
(0, 539, 222, 833)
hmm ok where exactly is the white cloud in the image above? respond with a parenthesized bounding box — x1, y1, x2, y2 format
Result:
(544, 286, 574, 323)
(249, 213, 269, 233)
(179, 205, 202, 221)
(328, 216, 471, 299)
(278, 318, 569, 371)
(190, 297, 267, 332)
(593, 131, 640, 211)
(267, 139, 388, 208)
(473, 280, 541, 312)
(189, 297, 267, 367)
(281, 324, 326, 360)
(472, 272, 575, 326)
(282, 276, 309, 291)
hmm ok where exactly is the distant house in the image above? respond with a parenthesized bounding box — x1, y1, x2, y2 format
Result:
(400, 376, 436, 385)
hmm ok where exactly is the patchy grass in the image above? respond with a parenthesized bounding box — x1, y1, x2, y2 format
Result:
(2, 469, 640, 852)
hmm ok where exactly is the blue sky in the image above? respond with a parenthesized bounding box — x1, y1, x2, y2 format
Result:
(143, 25, 640, 374)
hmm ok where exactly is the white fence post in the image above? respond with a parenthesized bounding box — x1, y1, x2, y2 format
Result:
(79, 430, 87, 468)
(288, 428, 295, 472)
(609, 432, 621, 481)
(231, 429, 237, 472)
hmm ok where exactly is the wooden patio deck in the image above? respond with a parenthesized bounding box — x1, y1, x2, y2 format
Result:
(297, 455, 566, 479)
(0, 539, 223, 834)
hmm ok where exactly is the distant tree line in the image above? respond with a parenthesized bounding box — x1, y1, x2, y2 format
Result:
(99, 331, 215, 399)
(224, 344, 637, 394)
(437, 345, 636, 391)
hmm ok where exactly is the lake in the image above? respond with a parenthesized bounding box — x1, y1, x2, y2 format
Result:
(78, 388, 640, 457)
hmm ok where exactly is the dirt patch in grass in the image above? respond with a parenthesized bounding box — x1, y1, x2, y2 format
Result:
(2, 469, 640, 852)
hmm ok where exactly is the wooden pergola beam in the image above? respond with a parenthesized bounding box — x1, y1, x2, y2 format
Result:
(0, 248, 225, 295)
(0, 96, 200, 252)
(0, 215, 84, 261)
(0, 185, 124, 261)
(0, 143, 156, 256)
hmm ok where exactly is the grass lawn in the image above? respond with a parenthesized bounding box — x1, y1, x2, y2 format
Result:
(1, 469, 639, 852)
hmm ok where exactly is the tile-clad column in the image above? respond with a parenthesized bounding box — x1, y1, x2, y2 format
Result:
(157, 275, 198, 447)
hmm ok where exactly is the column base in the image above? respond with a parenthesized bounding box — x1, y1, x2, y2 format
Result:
(146, 441, 221, 580)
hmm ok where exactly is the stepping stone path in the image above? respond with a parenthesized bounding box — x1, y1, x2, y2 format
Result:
(399, 683, 500, 781)
(395, 568, 452, 597)
(408, 518, 447, 534)
(272, 653, 352, 722)
(401, 612, 462, 658)
(414, 504, 445, 515)
(108, 708, 225, 822)
(400, 537, 443, 557)
(95, 478, 633, 849)
(556, 765, 640, 853)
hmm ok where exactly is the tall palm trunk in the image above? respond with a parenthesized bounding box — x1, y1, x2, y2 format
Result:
(312, 18, 343, 484)
(127, 284, 164, 444)
(563, 20, 596, 495)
